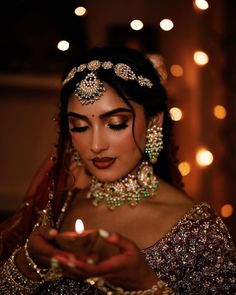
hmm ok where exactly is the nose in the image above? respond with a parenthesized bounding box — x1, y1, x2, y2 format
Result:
(90, 129, 109, 154)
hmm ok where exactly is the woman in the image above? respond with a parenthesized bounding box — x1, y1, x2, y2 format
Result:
(0, 47, 235, 295)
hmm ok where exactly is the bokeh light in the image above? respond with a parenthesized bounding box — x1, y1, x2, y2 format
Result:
(213, 105, 227, 119)
(193, 51, 209, 66)
(130, 19, 144, 31)
(221, 204, 234, 218)
(170, 64, 184, 77)
(170, 107, 183, 121)
(160, 19, 174, 31)
(196, 148, 214, 167)
(178, 161, 191, 176)
(74, 6, 87, 16)
(194, 0, 209, 10)
(57, 40, 70, 51)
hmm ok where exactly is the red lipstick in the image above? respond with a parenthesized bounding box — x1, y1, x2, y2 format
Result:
(92, 157, 116, 169)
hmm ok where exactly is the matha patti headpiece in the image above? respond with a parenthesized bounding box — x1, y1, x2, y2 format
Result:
(62, 60, 153, 105)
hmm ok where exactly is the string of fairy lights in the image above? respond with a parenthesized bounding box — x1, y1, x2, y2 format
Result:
(56, 0, 233, 219)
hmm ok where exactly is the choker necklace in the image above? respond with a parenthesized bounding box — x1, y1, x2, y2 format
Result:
(87, 161, 159, 210)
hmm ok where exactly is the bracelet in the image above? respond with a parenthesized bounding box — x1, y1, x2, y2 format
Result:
(85, 277, 175, 295)
(0, 247, 44, 295)
(24, 238, 49, 278)
(24, 239, 63, 282)
(43, 257, 63, 282)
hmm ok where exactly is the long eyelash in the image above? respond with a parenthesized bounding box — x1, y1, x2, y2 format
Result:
(70, 126, 88, 132)
(108, 122, 128, 131)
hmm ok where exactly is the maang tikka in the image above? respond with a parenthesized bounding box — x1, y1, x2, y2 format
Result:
(145, 125, 163, 164)
(63, 60, 153, 105)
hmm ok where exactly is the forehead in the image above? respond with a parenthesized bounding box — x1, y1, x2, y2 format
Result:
(67, 83, 144, 117)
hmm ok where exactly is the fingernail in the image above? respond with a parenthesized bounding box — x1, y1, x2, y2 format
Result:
(99, 228, 109, 238)
(50, 257, 59, 268)
(67, 261, 75, 268)
(49, 229, 58, 237)
(86, 258, 95, 265)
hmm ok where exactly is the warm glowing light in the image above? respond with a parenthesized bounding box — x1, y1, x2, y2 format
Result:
(196, 148, 213, 167)
(221, 204, 234, 218)
(74, 6, 87, 16)
(170, 64, 184, 77)
(57, 40, 70, 51)
(193, 51, 209, 66)
(130, 20, 144, 31)
(178, 161, 191, 176)
(75, 219, 84, 234)
(194, 0, 209, 10)
(170, 107, 183, 121)
(160, 19, 174, 31)
(213, 105, 227, 119)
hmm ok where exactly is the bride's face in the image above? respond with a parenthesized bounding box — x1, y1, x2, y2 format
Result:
(67, 83, 147, 182)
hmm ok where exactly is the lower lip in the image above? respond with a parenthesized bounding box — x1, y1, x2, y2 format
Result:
(92, 158, 116, 169)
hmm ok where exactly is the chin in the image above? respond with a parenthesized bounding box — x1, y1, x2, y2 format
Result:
(93, 174, 121, 183)
(89, 169, 127, 183)
(86, 161, 136, 182)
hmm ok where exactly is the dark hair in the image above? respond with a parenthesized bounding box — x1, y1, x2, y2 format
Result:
(58, 46, 183, 189)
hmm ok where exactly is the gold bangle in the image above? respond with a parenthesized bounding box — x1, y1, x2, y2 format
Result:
(85, 277, 175, 295)
(24, 238, 62, 282)
(24, 238, 49, 278)
(0, 247, 44, 295)
(43, 257, 63, 282)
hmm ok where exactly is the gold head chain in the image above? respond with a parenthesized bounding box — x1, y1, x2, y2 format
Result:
(62, 60, 153, 105)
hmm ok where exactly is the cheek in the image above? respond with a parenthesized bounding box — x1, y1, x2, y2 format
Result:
(116, 129, 145, 153)
(71, 133, 87, 153)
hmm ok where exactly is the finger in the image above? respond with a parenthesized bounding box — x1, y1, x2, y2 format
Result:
(71, 253, 128, 277)
(65, 231, 139, 276)
(28, 233, 73, 267)
(38, 227, 59, 241)
(45, 228, 59, 240)
(53, 254, 87, 278)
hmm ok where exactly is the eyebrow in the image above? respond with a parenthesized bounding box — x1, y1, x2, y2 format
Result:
(67, 107, 131, 120)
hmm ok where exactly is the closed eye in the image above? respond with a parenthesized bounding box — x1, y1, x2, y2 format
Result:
(70, 126, 89, 132)
(107, 122, 128, 131)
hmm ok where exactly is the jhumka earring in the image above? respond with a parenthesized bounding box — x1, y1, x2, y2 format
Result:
(145, 125, 163, 164)
(74, 150, 83, 167)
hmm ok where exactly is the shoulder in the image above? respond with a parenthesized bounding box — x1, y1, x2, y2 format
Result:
(155, 200, 235, 252)
(150, 179, 195, 224)
(157, 178, 195, 207)
(150, 180, 235, 249)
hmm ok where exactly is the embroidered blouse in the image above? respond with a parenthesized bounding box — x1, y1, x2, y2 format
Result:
(37, 203, 236, 294)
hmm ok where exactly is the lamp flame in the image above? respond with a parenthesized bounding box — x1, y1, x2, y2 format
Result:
(75, 219, 84, 234)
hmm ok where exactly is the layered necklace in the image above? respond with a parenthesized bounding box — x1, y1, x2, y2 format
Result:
(87, 161, 159, 210)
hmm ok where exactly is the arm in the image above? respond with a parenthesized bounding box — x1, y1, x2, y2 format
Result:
(0, 226, 74, 295)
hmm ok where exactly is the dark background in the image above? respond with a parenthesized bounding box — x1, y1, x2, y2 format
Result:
(0, 0, 235, 242)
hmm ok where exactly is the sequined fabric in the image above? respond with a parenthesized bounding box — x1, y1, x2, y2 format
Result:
(37, 278, 104, 295)
(144, 203, 236, 294)
(36, 203, 236, 294)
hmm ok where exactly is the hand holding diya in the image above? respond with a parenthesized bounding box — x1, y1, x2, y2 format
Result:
(55, 219, 119, 262)
(55, 219, 99, 259)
